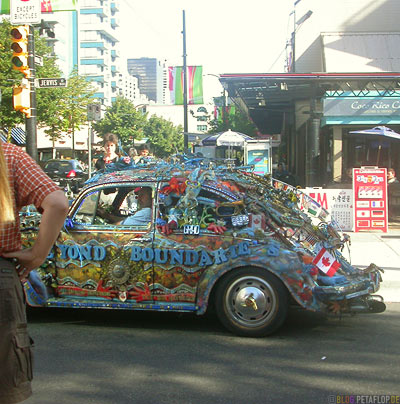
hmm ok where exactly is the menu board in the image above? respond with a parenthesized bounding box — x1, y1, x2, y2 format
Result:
(353, 167, 388, 232)
(302, 188, 353, 231)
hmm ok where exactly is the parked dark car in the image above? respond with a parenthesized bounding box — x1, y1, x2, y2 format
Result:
(43, 159, 88, 192)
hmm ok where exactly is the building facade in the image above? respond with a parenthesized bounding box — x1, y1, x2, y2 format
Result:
(222, 0, 400, 187)
(127, 57, 165, 104)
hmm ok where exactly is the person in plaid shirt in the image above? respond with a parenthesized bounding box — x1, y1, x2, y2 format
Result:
(0, 142, 69, 404)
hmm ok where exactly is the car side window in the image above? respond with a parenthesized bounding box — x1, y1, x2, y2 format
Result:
(73, 185, 153, 228)
(157, 182, 237, 233)
(73, 190, 100, 224)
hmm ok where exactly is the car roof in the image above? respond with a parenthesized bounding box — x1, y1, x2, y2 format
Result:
(82, 164, 269, 202)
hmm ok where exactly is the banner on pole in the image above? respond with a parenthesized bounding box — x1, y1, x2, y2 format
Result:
(1, 0, 78, 14)
(168, 66, 203, 105)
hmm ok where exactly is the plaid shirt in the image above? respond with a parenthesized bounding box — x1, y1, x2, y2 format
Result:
(0, 143, 60, 254)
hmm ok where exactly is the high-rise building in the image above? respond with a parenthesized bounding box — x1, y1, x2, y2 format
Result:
(117, 73, 149, 105)
(41, 0, 139, 106)
(78, 0, 120, 106)
(127, 57, 165, 103)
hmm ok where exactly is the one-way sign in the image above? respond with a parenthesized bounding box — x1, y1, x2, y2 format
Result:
(36, 78, 67, 88)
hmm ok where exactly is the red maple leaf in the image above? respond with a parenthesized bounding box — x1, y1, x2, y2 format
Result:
(322, 257, 331, 267)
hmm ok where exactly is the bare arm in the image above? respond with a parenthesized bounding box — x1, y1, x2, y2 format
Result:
(3, 190, 69, 275)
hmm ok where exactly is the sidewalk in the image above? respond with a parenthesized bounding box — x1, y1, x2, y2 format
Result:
(342, 224, 400, 303)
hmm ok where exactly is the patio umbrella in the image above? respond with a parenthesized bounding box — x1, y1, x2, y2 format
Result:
(201, 129, 253, 147)
(349, 126, 400, 165)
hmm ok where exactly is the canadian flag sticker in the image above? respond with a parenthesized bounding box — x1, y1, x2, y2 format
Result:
(312, 247, 340, 277)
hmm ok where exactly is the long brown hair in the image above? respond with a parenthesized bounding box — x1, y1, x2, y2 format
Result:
(0, 143, 15, 224)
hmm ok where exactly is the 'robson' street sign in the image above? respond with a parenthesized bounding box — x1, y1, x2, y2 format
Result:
(36, 78, 67, 88)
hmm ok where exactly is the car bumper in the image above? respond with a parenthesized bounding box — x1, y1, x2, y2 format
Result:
(313, 267, 385, 314)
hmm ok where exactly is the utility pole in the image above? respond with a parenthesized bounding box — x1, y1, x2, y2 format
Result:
(182, 10, 189, 151)
(25, 25, 38, 161)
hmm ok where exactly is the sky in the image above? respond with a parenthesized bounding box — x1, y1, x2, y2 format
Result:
(119, 0, 294, 100)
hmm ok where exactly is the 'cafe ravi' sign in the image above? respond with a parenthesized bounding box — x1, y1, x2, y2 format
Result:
(323, 97, 400, 116)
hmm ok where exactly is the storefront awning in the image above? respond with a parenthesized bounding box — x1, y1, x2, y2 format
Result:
(1, 128, 26, 145)
(219, 72, 400, 134)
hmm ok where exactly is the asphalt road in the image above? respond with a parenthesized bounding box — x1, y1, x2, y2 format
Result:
(23, 303, 400, 404)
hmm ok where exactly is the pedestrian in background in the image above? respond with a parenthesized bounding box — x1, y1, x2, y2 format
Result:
(387, 168, 399, 185)
(387, 168, 400, 220)
(0, 142, 69, 404)
(94, 133, 120, 170)
(129, 147, 139, 163)
(137, 144, 152, 164)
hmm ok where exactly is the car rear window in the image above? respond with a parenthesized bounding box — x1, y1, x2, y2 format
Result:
(45, 161, 72, 170)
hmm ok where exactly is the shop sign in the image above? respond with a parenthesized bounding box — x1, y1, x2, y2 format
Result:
(302, 188, 353, 231)
(323, 97, 400, 116)
(353, 167, 388, 233)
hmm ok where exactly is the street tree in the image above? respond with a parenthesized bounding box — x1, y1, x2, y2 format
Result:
(92, 96, 148, 153)
(1, 19, 93, 150)
(58, 68, 95, 157)
(208, 105, 258, 136)
(34, 26, 70, 149)
(0, 19, 27, 132)
(143, 115, 184, 157)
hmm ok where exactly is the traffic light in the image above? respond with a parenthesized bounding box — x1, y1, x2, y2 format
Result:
(10, 25, 30, 78)
(13, 79, 31, 118)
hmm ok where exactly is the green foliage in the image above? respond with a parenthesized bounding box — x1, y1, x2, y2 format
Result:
(59, 68, 95, 134)
(143, 115, 184, 157)
(0, 19, 25, 130)
(93, 97, 184, 157)
(208, 105, 258, 136)
(1, 19, 183, 158)
(1, 19, 94, 145)
(92, 96, 148, 151)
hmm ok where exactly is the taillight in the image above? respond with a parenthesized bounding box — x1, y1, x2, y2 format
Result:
(67, 170, 76, 178)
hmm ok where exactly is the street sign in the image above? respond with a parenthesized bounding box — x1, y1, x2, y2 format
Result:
(87, 104, 102, 121)
(36, 78, 67, 88)
(34, 55, 43, 66)
(10, 0, 41, 24)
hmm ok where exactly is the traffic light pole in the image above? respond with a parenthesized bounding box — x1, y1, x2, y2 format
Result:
(26, 25, 38, 162)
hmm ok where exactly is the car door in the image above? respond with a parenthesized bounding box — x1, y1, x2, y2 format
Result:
(54, 181, 155, 304)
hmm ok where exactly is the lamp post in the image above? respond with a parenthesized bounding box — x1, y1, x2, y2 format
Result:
(291, 0, 313, 73)
(182, 10, 189, 152)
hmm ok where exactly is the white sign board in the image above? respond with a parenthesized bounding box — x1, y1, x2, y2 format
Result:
(301, 188, 354, 231)
(10, 0, 41, 24)
(36, 78, 67, 88)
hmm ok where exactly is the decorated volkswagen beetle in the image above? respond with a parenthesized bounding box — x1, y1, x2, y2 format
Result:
(22, 162, 385, 337)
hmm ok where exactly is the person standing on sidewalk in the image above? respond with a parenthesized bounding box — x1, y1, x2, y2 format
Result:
(0, 142, 69, 404)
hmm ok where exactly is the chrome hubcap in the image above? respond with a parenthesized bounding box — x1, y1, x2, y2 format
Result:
(225, 276, 277, 328)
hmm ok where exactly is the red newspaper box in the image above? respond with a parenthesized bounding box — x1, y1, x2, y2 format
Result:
(353, 167, 388, 232)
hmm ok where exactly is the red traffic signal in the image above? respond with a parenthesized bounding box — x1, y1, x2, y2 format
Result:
(10, 25, 30, 78)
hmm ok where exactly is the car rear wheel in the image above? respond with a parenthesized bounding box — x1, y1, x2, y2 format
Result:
(215, 268, 289, 337)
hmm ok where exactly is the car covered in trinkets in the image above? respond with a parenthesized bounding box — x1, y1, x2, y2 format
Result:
(19, 205, 41, 228)
(22, 163, 386, 337)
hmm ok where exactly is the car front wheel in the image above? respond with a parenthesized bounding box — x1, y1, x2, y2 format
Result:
(215, 268, 289, 337)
